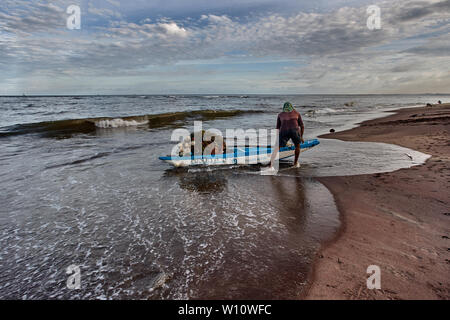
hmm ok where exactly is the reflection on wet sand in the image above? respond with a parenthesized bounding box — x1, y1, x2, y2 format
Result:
(160, 167, 339, 299)
(268, 176, 307, 234)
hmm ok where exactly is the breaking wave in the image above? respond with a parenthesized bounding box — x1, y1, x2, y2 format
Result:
(95, 119, 149, 128)
(303, 107, 346, 117)
(0, 109, 264, 138)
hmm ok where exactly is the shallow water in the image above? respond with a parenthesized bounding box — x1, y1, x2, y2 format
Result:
(280, 139, 431, 177)
(0, 94, 447, 299)
(0, 145, 340, 299)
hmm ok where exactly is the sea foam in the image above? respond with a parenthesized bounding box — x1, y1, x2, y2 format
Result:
(95, 118, 148, 128)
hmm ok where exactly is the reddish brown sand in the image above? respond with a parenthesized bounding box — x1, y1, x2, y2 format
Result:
(306, 103, 450, 300)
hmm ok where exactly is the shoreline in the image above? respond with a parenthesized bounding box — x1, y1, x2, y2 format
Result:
(306, 103, 450, 299)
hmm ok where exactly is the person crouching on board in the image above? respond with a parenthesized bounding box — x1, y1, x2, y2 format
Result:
(206, 135, 226, 156)
(176, 131, 226, 157)
(194, 131, 227, 156)
(267, 102, 304, 170)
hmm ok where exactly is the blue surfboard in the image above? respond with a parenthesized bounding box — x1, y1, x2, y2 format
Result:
(159, 139, 320, 167)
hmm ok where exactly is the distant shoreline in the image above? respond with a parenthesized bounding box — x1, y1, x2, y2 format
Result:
(306, 103, 450, 299)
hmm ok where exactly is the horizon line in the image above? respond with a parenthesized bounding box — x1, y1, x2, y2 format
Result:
(1, 93, 449, 97)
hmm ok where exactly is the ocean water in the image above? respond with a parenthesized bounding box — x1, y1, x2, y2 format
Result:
(0, 94, 446, 299)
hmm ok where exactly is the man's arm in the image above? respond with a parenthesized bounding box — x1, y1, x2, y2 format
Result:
(276, 115, 281, 130)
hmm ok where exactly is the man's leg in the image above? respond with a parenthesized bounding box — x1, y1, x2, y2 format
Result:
(294, 143, 300, 165)
(261, 135, 281, 175)
(292, 128, 303, 166)
(269, 130, 283, 168)
(269, 144, 280, 168)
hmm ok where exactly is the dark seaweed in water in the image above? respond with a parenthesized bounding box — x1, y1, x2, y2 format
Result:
(0, 118, 99, 139)
(164, 168, 228, 193)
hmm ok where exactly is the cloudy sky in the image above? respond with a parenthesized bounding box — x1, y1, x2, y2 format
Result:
(0, 0, 449, 94)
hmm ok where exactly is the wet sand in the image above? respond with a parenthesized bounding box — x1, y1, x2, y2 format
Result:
(306, 103, 450, 299)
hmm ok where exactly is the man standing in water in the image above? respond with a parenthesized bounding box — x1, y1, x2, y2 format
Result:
(263, 102, 304, 173)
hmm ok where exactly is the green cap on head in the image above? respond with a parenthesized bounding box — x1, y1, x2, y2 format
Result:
(283, 102, 294, 112)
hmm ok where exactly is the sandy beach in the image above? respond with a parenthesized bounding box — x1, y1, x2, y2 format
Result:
(307, 103, 450, 299)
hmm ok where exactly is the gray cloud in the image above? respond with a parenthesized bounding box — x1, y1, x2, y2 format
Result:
(391, 0, 450, 22)
(0, 1, 67, 35)
(404, 43, 450, 56)
(398, 6, 433, 21)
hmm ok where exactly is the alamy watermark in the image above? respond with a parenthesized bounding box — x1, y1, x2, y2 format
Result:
(66, 5, 81, 30)
(170, 121, 283, 173)
(367, 5, 381, 30)
(366, 265, 381, 289)
(66, 264, 81, 289)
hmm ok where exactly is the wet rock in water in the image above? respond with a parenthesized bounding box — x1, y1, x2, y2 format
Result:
(330, 128, 335, 133)
(426, 103, 432, 107)
(151, 271, 172, 290)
